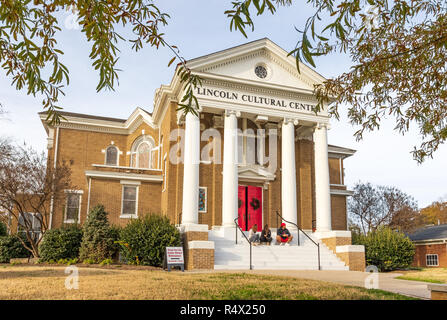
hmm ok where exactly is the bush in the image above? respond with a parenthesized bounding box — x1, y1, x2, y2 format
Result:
(39, 226, 83, 262)
(79, 205, 118, 263)
(352, 227, 415, 271)
(119, 214, 181, 267)
(0, 234, 30, 263)
(0, 222, 7, 237)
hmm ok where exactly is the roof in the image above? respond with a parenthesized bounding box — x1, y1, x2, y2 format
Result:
(38, 111, 127, 123)
(328, 144, 356, 158)
(409, 224, 447, 241)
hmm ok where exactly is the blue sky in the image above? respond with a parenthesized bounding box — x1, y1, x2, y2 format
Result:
(0, 1, 445, 208)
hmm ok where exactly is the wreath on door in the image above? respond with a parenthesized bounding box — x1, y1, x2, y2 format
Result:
(238, 199, 242, 208)
(250, 197, 260, 211)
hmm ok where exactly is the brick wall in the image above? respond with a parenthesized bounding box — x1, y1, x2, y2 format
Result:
(413, 243, 447, 268)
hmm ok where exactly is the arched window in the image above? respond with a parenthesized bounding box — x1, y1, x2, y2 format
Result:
(130, 136, 155, 169)
(105, 146, 118, 166)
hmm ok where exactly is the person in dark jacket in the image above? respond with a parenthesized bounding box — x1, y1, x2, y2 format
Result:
(260, 224, 272, 245)
(276, 223, 293, 245)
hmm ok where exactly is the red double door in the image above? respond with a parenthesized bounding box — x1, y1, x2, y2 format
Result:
(238, 185, 263, 231)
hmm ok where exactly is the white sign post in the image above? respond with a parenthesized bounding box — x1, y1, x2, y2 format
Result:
(165, 247, 185, 272)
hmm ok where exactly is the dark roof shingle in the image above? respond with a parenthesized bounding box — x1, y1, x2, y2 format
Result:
(409, 224, 447, 241)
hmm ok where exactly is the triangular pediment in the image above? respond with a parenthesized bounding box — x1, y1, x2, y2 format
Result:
(238, 166, 275, 181)
(186, 38, 326, 92)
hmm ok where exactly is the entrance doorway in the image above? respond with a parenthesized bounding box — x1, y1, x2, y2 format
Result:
(238, 185, 263, 231)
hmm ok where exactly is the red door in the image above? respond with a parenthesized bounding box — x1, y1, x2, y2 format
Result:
(238, 185, 262, 231)
(247, 186, 263, 231)
(238, 186, 247, 230)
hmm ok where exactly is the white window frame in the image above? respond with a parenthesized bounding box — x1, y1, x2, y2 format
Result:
(120, 182, 139, 218)
(64, 190, 83, 224)
(17, 212, 43, 240)
(105, 145, 120, 166)
(130, 135, 158, 169)
(426, 254, 439, 267)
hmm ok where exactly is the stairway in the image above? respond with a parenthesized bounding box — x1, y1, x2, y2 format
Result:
(209, 227, 348, 270)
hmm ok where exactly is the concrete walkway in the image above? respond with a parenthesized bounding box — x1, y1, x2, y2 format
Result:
(191, 269, 431, 299)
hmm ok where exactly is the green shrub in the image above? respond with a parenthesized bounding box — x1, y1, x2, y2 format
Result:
(0, 222, 7, 237)
(79, 205, 118, 263)
(0, 234, 30, 263)
(119, 214, 181, 267)
(352, 227, 415, 271)
(39, 226, 83, 262)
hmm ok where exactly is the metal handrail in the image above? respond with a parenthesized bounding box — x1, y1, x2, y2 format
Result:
(234, 217, 253, 270)
(275, 211, 321, 271)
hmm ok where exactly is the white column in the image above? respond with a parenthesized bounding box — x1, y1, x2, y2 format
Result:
(181, 112, 200, 225)
(314, 123, 332, 232)
(281, 118, 298, 229)
(222, 110, 240, 227)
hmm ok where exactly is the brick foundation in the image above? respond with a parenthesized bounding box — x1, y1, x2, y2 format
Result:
(179, 225, 214, 270)
(186, 248, 214, 270)
(315, 231, 366, 271)
(335, 246, 366, 271)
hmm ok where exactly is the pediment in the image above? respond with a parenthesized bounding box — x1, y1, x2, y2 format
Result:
(186, 38, 326, 92)
(238, 166, 275, 182)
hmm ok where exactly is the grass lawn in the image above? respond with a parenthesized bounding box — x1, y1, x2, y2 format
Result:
(395, 268, 447, 284)
(0, 265, 416, 300)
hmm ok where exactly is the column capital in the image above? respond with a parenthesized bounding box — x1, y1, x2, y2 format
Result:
(316, 122, 330, 130)
(224, 109, 241, 117)
(282, 118, 299, 126)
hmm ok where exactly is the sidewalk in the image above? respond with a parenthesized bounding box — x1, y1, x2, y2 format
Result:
(192, 269, 431, 299)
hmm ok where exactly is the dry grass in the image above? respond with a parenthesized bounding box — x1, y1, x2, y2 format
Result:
(396, 268, 447, 284)
(0, 265, 415, 300)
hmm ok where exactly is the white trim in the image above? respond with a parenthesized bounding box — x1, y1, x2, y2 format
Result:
(120, 180, 141, 186)
(87, 177, 92, 216)
(179, 224, 209, 233)
(85, 170, 163, 182)
(120, 184, 139, 218)
(336, 245, 365, 253)
(330, 188, 354, 196)
(92, 164, 162, 172)
(314, 230, 352, 239)
(64, 189, 84, 194)
(188, 240, 215, 250)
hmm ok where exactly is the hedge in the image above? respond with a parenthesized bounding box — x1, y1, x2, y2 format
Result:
(39, 226, 83, 262)
(352, 227, 415, 271)
(0, 234, 30, 263)
(119, 214, 181, 266)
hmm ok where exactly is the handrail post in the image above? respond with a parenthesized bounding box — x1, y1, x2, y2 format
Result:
(317, 244, 321, 271)
(297, 229, 300, 246)
(250, 243, 252, 270)
(235, 224, 237, 244)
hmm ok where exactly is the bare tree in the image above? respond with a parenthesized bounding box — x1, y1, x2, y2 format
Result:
(0, 139, 73, 258)
(349, 182, 422, 234)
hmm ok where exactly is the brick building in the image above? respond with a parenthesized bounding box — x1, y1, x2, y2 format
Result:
(410, 224, 447, 268)
(37, 39, 364, 270)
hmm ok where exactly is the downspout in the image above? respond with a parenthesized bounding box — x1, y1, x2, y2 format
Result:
(49, 127, 60, 230)
(86, 177, 92, 216)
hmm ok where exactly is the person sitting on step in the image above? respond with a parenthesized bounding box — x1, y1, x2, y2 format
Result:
(276, 223, 293, 246)
(260, 224, 272, 245)
(248, 224, 260, 245)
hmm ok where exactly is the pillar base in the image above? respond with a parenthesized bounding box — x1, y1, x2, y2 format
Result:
(178, 224, 214, 270)
(314, 230, 366, 271)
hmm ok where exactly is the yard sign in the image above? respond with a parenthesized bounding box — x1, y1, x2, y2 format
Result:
(165, 247, 184, 272)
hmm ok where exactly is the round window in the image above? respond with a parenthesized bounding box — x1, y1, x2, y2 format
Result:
(254, 65, 268, 79)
